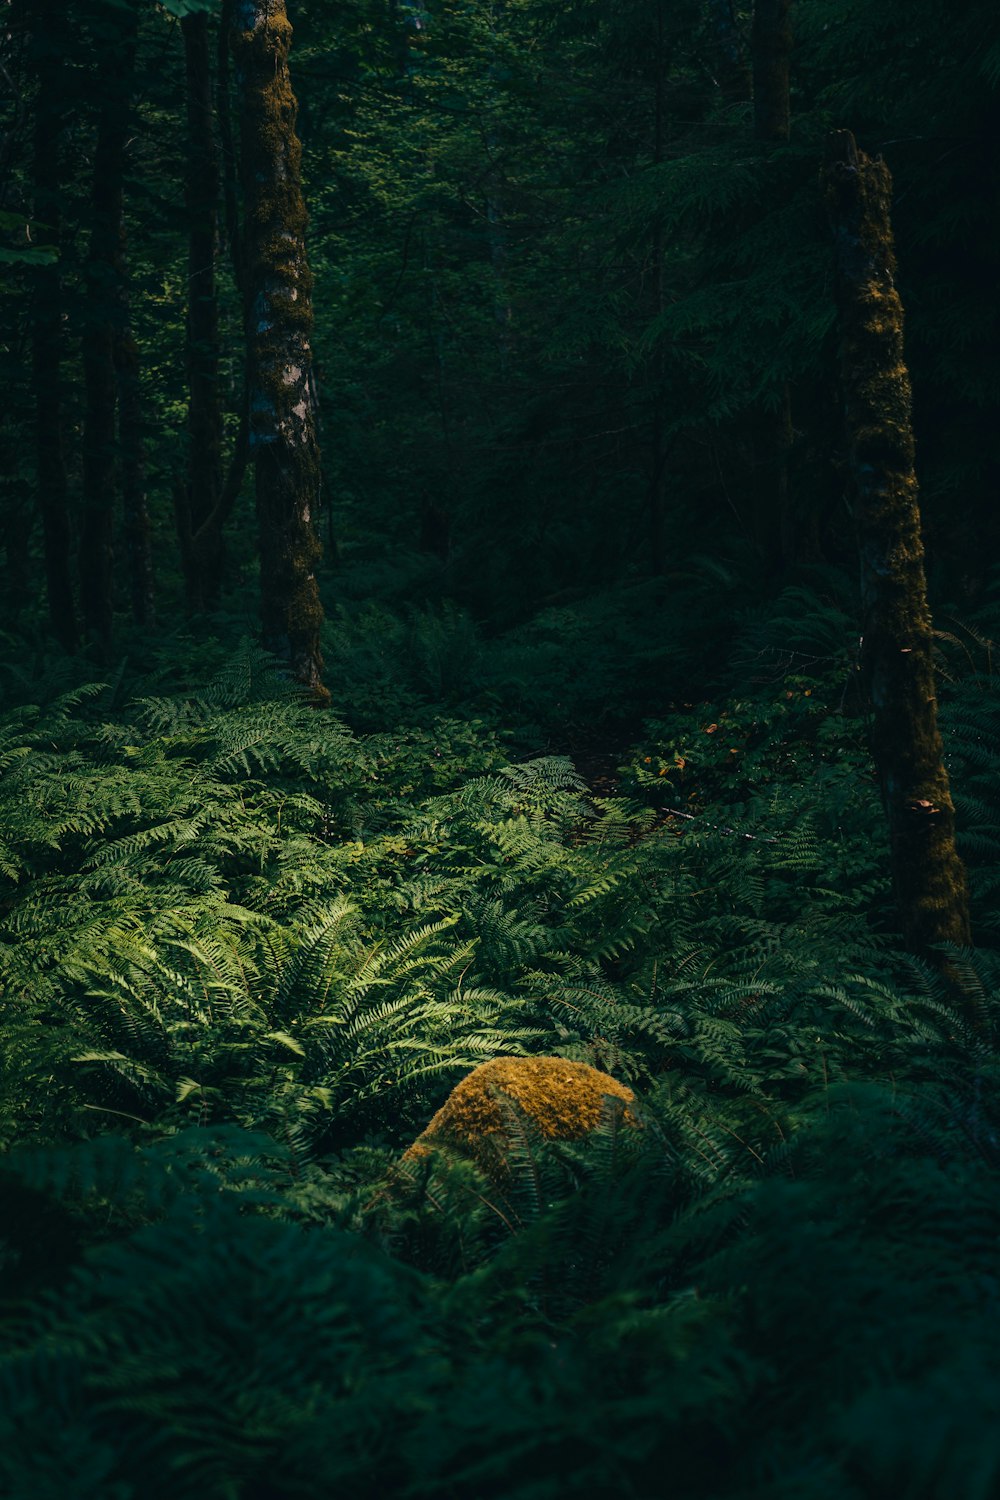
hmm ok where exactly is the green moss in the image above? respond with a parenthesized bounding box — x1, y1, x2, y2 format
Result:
(232, 1, 327, 703)
(825, 132, 970, 956)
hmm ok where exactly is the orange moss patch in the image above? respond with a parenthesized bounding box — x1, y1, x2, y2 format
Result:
(406, 1056, 636, 1170)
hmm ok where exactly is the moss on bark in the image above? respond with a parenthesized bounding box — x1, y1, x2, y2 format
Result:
(824, 130, 971, 957)
(231, 0, 327, 703)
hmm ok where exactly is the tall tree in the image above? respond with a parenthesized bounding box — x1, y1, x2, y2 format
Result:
(114, 204, 155, 629)
(176, 9, 225, 612)
(29, 0, 76, 650)
(229, 0, 326, 701)
(824, 129, 970, 956)
(80, 0, 137, 651)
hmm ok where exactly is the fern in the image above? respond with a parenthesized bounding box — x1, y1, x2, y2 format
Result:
(3, 601, 1000, 1498)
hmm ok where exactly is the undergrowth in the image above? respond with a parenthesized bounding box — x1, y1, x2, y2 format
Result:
(2, 578, 999, 1498)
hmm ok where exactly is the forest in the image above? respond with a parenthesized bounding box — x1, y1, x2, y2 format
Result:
(1, 0, 1000, 1494)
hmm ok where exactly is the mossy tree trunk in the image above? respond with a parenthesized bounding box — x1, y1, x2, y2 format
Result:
(30, 0, 77, 651)
(230, 0, 327, 702)
(824, 129, 971, 955)
(177, 11, 226, 613)
(80, 3, 136, 653)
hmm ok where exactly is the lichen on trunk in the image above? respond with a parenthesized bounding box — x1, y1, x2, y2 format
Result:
(230, 0, 327, 703)
(824, 129, 971, 958)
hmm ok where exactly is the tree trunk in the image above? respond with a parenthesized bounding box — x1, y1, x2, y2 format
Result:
(750, 0, 793, 570)
(647, 0, 667, 577)
(30, 0, 77, 651)
(218, 0, 244, 291)
(177, 11, 226, 612)
(80, 8, 135, 653)
(484, 2, 511, 364)
(114, 211, 155, 630)
(230, 0, 327, 703)
(824, 129, 970, 955)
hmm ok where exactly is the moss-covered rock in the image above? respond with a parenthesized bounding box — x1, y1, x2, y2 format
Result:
(405, 1055, 637, 1173)
(379, 1057, 638, 1271)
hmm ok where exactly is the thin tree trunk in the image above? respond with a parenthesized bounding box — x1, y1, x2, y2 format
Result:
(30, 0, 76, 650)
(80, 225, 119, 651)
(80, 9, 135, 652)
(172, 0, 249, 607)
(484, 3, 511, 365)
(3, 485, 34, 616)
(114, 211, 155, 629)
(217, 0, 243, 292)
(824, 129, 970, 955)
(647, 0, 667, 576)
(177, 10, 225, 611)
(0, 0, 29, 206)
(230, 0, 326, 702)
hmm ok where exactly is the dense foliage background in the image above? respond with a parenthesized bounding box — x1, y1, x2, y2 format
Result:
(2, 0, 1000, 1494)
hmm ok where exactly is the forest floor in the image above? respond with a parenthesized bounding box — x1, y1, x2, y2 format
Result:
(2, 570, 1000, 1497)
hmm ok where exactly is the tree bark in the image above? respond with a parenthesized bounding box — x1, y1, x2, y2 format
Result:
(113, 211, 155, 630)
(824, 129, 970, 955)
(30, 0, 77, 651)
(230, 0, 327, 703)
(80, 7, 136, 653)
(177, 11, 226, 612)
